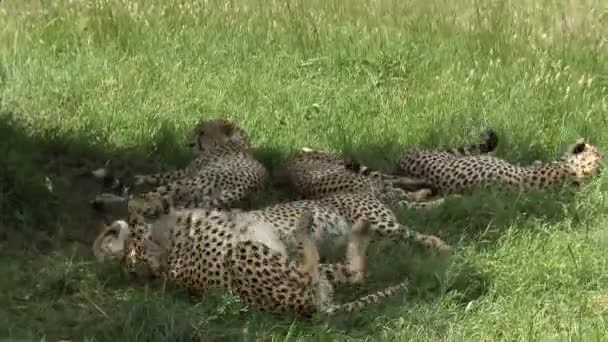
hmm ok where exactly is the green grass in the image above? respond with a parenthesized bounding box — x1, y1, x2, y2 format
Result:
(1, 0, 608, 340)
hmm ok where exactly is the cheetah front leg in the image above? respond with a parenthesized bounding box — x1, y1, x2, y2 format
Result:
(311, 219, 371, 311)
(342, 157, 433, 191)
(289, 212, 375, 310)
(380, 187, 450, 211)
(139, 176, 226, 210)
(91, 170, 192, 210)
(374, 220, 452, 258)
(133, 169, 189, 187)
(315, 220, 412, 316)
(319, 219, 372, 286)
(367, 172, 433, 192)
(290, 210, 320, 285)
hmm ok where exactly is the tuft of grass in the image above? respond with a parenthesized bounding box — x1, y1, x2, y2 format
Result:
(1, 0, 607, 340)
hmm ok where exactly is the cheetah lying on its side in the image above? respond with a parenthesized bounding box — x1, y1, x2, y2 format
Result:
(94, 206, 409, 317)
(92, 118, 269, 210)
(348, 128, 499, 184)
(279, 147, 452, 211)
(352, 134, 602, 195)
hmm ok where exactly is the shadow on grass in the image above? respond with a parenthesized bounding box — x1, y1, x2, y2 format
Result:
(0, 111, 185, 249)
(0, 112, 598, 340)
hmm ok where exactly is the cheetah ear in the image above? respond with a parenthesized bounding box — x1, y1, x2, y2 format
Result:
(92, 220, 130, 262)
(219, 121, 235, 137)
(569, 139, 587, 155)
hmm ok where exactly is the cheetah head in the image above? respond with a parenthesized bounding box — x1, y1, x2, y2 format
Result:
(93, 214, 173, 277)
(93, 220, 130, 263)
(564, 138, 603, 182)
(188, 118, 251, 155)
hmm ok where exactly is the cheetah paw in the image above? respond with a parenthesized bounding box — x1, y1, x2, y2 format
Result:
(423, 235, 452, 258)
(133, 175, 148, 186)
(90, 193, 128, 211)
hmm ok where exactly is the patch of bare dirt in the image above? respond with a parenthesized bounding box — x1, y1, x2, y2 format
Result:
(41, 152, 134, 249)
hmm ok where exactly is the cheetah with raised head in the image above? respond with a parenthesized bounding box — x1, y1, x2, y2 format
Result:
(354, 133, 602, 195)
(94, 204, 410, 317)
(92, 118, 269, 210)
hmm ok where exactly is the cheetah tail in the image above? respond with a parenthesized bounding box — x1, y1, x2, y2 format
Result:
(321, 279, 409, 316)
(445, 128, 498, 157)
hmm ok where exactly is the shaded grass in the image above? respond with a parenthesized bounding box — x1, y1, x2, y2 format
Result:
(1, 0, 608, 340)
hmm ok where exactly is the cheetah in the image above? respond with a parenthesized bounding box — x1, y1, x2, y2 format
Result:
(99, 187, 451, 278)
(94, 205, 410, 318)
(352, 132, 602, 195)
(92, 118, 269, 210)
(279, 147, 455, 211)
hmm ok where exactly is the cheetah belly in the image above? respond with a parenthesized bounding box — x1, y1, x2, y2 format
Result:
(249, 201, 351, 259)
(235, 213, 289, 257)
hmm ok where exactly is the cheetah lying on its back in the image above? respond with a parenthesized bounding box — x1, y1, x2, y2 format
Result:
(92, 118, 269, 210)
(353, 132, 602, 195)
(98, 188, 451, 280)
(94, 204, 409, 317)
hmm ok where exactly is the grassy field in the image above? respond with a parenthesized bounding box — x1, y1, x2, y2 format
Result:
(1, 0, 608, 340)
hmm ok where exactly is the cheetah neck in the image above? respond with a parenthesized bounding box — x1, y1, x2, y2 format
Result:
(518, 161, 576, 189)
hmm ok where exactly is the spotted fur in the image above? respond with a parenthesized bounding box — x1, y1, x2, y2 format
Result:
(96, 187, 451, 280)
(281, 148, 451, 210)
(393, 137, 602, 195)
(94, 208, 409, 317)
(348, 128, 498, 182)
(92, 118, 269, 210)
